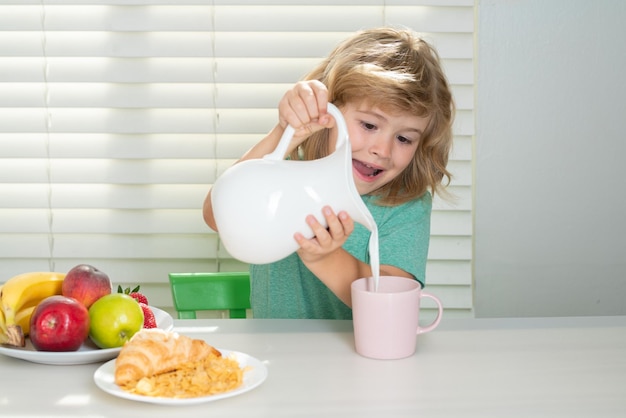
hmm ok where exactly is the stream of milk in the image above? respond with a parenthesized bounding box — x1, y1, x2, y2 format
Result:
(368, 227, 380, 291)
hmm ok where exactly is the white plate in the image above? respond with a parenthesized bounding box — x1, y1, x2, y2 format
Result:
(93, 349, 268, 405)
(0, 306, 174, 365)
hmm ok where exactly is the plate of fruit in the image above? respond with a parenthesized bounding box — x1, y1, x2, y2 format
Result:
(0, 264, 174, 365)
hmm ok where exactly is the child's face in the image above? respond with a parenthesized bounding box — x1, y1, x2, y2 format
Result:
(334, 101, 429, 196)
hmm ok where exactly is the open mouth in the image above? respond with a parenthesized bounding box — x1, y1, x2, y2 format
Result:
(352, 159, 384, 178)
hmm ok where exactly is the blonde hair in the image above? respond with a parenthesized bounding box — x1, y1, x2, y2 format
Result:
(291, 27, 455, 205)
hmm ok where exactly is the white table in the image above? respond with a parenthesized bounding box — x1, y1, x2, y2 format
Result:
(1, 316, 625, 417)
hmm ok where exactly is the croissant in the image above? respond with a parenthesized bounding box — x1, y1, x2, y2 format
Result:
(114, 328, 220, 386)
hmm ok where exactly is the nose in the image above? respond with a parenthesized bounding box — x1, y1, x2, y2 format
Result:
(369, 135, 392, 159)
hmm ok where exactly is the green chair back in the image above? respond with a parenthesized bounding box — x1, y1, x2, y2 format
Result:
(168, 272, 251, 319)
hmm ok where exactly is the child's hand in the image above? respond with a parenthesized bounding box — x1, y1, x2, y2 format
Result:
(278, 80, 334, 143)
(294, 206, 354, 263)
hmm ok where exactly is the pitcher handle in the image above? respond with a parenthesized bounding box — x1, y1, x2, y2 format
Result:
(264, 103, 349, 161)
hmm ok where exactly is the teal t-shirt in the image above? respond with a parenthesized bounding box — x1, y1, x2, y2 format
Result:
(249, 193, 432, 319)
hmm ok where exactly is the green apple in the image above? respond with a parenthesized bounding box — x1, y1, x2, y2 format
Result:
(88, 293, 144, 349)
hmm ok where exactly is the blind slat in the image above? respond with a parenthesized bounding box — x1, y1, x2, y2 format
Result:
(0, 208, 471, 236)
(0, 209, 208, 233)
(0, 32, 473, 58)
(0, 83, 474, 110)
(0, 159, 216, 183)
(0, 184, 209, 209)
(0, 57, 472, 84)
(1, 5, 472, 33)
(0, 234, 217, 258)
(0, 133, 257, 159)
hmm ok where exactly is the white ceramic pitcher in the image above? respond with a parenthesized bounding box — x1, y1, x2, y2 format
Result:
(211, 103, 377, 264)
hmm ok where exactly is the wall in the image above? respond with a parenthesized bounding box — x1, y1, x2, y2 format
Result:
(474, 0, 626, 317)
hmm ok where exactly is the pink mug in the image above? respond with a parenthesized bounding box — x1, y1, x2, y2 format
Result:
(351, 276, 443, 359)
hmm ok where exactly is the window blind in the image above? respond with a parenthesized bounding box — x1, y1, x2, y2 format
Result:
(0, 0, 475, 316)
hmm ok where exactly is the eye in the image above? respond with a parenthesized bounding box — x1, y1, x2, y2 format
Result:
(397, 135, 414, 145)
(360, 121, 377, 131)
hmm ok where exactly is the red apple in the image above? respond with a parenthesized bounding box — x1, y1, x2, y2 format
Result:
(62, 264, 112, 308)
(29, 295, 90, 352)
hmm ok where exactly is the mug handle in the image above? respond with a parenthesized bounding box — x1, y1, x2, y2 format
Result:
(416, 291, 443, 334)
(264, 103, 349, 161)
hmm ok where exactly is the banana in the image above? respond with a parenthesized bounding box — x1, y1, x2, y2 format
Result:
(0, 271, 65, 346)
(0, 312, 7, 345)
(15, 305, 36, 337)
(0, 303, 7, 335)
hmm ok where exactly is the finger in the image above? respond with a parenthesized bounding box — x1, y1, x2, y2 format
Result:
(304, 213, 334, 246)
(307, 81, 330, 124)
(281, 82, 317, 127)
(294, 231, 322, 255)
(296, 81, 323, 122)
(289, 81, 329, 127)
(278, 81, 333, 137)
(294, 232, 312, 248)
(278, 92, 307, 129)
(337, 210, 354, 236)
(322, 206, 344, 239)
